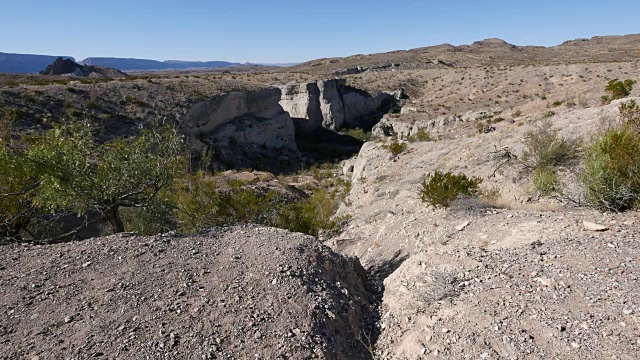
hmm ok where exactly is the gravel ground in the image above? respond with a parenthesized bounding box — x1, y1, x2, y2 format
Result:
(0, 225, 374, 359)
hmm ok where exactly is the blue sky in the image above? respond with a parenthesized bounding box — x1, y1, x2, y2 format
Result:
(1, 0, 639, 63)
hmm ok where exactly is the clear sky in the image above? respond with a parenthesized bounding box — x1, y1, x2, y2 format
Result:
(1, 0, 639, 63)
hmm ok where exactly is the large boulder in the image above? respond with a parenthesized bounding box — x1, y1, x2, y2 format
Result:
(182, 88, 299, 171)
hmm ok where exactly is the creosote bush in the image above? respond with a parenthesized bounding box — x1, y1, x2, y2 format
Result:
(382, 138, 407, 156)
(419, 171, 483, 208)
(581, 127, 640, 212)
(172, 171, 351, 237)
(605, 79, 635, 100)
(522, 120, 579, 170)
(407, 128, 433, 142)
(532, 166, 559, 197)
(619, 100, 640, 131)
(522, 120, 579, 195)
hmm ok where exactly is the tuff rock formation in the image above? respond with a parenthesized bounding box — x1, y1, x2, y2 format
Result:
(182, 88, 299, 171)
(279, 79, 403, 134)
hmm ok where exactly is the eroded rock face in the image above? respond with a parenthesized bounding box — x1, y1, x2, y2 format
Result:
(318, 79, 346, 130)
(279, 79, 401, 134)
(280, 82, 322, 134)
(182, 88, 298, 171)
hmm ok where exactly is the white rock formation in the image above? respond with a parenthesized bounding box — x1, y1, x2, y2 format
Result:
(279, 79, 400, 134)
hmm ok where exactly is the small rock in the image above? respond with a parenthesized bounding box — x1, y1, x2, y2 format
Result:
(535, 277, 557, 288)
(456, 221, 470, 231)
(82, 262, 92, 268)
(583, 221, 609, 232)
(64, 315, 74, 323)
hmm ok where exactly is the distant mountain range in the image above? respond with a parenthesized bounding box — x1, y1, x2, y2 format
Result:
(0, 52, 240, 73)
(78, 58, 239, 72)
(0, 52, 76, 73)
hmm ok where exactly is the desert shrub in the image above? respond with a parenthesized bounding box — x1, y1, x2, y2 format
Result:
(120, 196, 176, 235)
(532, 166, 559, 196)
(619, 99, 640, 131)
(581, 127, 640, 212)
(407, 128, 433, 142)
(173, 172, 350, 237)
(173, 173, 280, 233)
(551, 100, 563, 107)
(340, 128, 369, 141)
(84, 101, 99, 110)
(382, 138, 407, 156)
(275, 186, 349, 237)
(542, 110, 555, 118)
(2, 108, 28, 122)
(419, 171, 483, 208)
(28, 121, 185, 233)
(0, 145, 38, 240)
(522, 120, 579, 170)
(605, 79, 635, 100)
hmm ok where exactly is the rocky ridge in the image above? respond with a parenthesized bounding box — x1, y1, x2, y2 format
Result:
(40, 57, 128, 78)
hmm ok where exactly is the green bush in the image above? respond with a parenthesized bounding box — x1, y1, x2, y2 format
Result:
(382, 138, 407, 156)
(340, 128, 369, 141)
(532, 166, 559, 196)
(581, 127, 640, 212)
(172, 172, 351, 237)
(172, 173, 279, 233)
(84, 101, 99, 110)
(605, 79, 636, 100)
(619, 99, 640, 131)
(522, 120, 579, 170)
(419, 171, 483, 208)
(28, 121, 185, 233)
(407, 128, 433, 142)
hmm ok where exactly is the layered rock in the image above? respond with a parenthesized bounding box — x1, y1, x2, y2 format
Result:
(279, 79, 402, 134)
(182, 88, 298, 171)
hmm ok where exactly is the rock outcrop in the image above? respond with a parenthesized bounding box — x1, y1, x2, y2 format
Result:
(279, 79, 402, 134)
(182, 88, 299, 172)
(40, 57, 128, 78)
(334, 63, 402, 76)
(280, 82, 323, 134)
